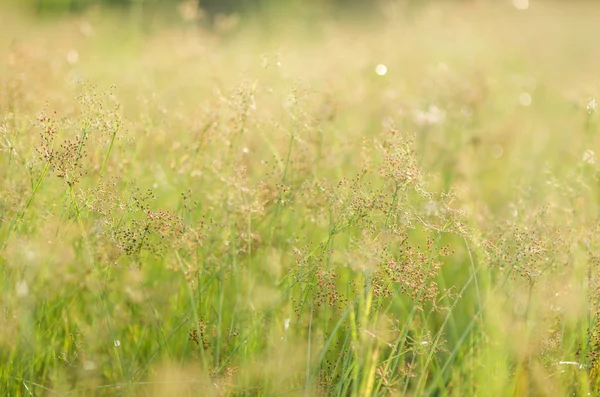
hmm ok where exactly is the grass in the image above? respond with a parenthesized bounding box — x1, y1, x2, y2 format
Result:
(1, 1, 600, 395)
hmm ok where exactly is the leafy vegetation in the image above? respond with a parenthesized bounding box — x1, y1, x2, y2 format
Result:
(1, 2, 600, 395)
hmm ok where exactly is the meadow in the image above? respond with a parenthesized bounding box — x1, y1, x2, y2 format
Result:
(1, 1, 600, 395)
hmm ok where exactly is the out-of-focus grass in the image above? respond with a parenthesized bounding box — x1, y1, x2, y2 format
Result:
(1, 1, 600, 396)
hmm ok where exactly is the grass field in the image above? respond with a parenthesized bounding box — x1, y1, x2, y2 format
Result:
(1, 1, 600, 395)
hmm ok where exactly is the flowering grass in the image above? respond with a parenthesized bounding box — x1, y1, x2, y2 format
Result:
(1, 1, 600, 396)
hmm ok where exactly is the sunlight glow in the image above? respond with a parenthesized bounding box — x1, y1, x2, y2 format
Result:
(375, 64, 387, 76)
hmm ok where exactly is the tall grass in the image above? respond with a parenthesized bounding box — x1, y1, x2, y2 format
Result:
(1, 1, 600, 395)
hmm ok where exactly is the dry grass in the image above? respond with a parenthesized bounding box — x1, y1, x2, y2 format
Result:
(1, 1, 600, 395)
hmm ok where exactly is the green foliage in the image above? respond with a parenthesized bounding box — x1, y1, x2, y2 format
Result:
(1, 2, 600, 396)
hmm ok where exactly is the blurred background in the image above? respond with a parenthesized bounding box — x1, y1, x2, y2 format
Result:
(5, 0, 379, 18)
(9, 0, 387, 13)
(2, 0, 455, 27)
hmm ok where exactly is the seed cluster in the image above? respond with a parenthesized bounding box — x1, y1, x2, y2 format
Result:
(37, 113, 89, 186)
